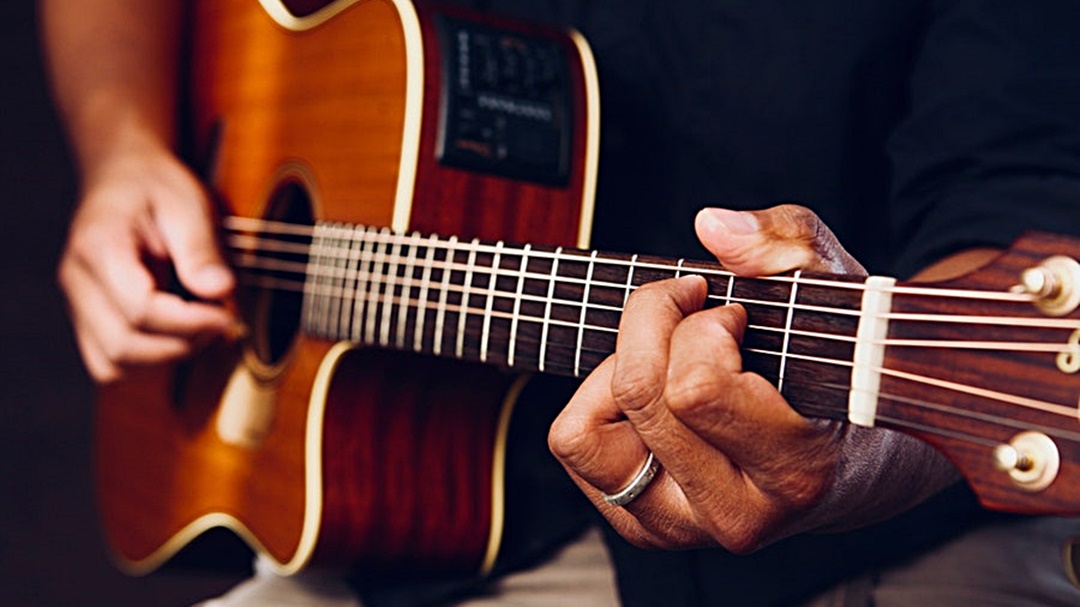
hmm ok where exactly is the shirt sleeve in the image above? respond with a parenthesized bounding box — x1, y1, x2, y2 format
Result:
(887, 0, 1080, 278)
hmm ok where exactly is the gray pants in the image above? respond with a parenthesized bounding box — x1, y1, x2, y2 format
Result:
(197, 516, 1080, 606)
(800, 515, 1080, 607)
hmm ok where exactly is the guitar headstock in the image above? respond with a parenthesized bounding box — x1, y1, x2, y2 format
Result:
(879, 231, 1080, 515)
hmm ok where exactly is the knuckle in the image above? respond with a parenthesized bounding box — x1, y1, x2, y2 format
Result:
(617, 521, 694, 551)
(547, 414, 591, 462)
(663, 364, 720, 424)
(98, 334, 134, 368)
(119, 291, 159, 328)
(55, 256, 77, 293)
(774, 203, 819, 238)
(609, 370, 664, 414)
(704, 504, 775, 554)
(719, 519, 767, 555)
(780, 468, 831, 510)
(622, 280, 665, 312)
(618, 525, 663, 550)
(92, 362, 122, 385)
(120, 296, 156, 330)
(57, 238, 98, 291)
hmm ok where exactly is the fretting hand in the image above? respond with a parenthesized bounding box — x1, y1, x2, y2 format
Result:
(548, 204, 959, 552)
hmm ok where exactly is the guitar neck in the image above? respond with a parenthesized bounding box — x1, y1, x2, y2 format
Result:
(227, 216, 1080, 515)
(227, 217, 875, 424)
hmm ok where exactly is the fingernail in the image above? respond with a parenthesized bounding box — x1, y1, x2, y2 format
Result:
(700, 208, 759, 235)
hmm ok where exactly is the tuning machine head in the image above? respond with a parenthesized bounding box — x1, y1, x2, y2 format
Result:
(1015, 255, 1080, 316)
(992, 431, 1061, 492)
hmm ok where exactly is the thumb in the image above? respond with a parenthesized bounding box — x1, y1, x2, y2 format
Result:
(694, 204, 865, 276)
(153, 176, 234, 301)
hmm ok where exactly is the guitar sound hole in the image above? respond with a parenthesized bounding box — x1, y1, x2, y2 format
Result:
(241, 180, 314, 367)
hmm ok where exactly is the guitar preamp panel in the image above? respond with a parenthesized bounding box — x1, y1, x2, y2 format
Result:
(435, 14, 572, 187)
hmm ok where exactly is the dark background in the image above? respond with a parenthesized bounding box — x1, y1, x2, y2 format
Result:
(0, 3, 246, 605)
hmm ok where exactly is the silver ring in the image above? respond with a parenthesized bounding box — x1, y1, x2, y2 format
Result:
(601, 451, 661, 507)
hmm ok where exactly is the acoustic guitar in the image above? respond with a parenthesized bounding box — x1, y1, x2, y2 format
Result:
(96, 0, 1080, 579)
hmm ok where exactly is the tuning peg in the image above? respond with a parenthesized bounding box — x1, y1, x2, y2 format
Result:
(1014, 255, 1080, 316)
(992, 431, 1060, 492)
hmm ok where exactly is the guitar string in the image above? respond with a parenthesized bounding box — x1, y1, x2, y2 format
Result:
(226, 221, 1079, 406)
(234, 267, 1073, 356)
(223, 216, 1047, 306)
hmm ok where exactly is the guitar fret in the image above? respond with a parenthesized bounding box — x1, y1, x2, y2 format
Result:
(350, 226, 375, 342)
(301, 230, 318, 336)
(623, 253, 638, 307)
(414, 234, 438, 353)
(480, 241, 504, 364)
(396, 233, 420, 350)
(379, 235, 404, 347)
(539, 246, 563, 373)
(363, 228, 389, 345)
(335, 226, 354, 339)
(456, 238, 480, 360)
(340, 224, 363, 340)
(574, 250, 599, 377)
(433, 236, 456, 357)
(777, 270, 802, 394)
(507, 244, 532, 368)
(308, 227, 333, 338)
(323, 226, 341, 338)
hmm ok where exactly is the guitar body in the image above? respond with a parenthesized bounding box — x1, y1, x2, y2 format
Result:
(95, 0, 599, 575)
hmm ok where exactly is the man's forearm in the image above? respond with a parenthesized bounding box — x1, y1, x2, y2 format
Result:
(40, 0, 184, 178)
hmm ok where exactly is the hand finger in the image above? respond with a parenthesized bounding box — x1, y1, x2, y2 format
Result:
(663, 304, 838, 515)
(605, 276, 755, 546)
(664, 304, 817, 465)
(611, 302, 772, 550)
(60, 251, 228, 381)
(70, 229, 234, 336)
(694, 204, 866, 276)
(549, 358, 648, 493)
(549, 359, 706, 549)
(65, 281, 198, 383)
(72, 318, 196, 384)
(610, 275, 707, 427)
(150, 167, 234, 300)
